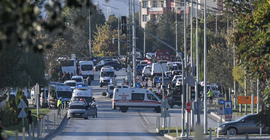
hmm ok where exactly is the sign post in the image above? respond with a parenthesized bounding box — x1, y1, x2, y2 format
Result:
(186, 101, 191, 138)
(224, 101, 233, 121)
(217, 98, 225, 123)
(18, 99, 28, 130)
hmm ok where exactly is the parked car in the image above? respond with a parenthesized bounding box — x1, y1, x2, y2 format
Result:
(175, 78, 183, 87)
(171, 75, 182, 88)
(215, 114, 268, 135)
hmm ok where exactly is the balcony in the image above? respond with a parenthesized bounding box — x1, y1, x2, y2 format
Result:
(147, 7, 165, 15)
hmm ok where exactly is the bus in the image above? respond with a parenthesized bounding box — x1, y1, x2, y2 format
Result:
(58, 58, 77, 75)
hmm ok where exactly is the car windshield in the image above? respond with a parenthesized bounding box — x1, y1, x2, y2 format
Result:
(101, 72, 114, 77)
(70, 105, 85, 109)
(81, 65, 93, 70)
(66, 83, 76, 86)
(72, 78, 82, 82)
(57, 91, 72, 99)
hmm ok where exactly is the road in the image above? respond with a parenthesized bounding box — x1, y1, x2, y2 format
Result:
(48, 69, 218, 140)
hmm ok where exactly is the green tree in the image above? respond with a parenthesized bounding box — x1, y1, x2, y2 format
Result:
(145, 15, 158, 53)
(107, 14, 118, 30)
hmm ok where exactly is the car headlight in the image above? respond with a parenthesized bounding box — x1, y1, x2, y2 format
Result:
(220, 125, 226, 129)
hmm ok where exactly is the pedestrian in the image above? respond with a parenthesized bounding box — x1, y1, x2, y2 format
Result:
(145, 74, 149, 81)
(91, 100, 97, 107)
(0, 118, 4, 140)
(70, 73, 74, 78)
(26, 110, 32, 135)
(57, 97, 62, 115)
(66, 72, 70, 80)
(142, 73, 145, 81)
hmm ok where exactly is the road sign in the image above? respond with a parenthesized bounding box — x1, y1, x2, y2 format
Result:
(217, 98, 225, 107)
(156, 79, 160, 84)
(238, 96, 257, 104)
(224, 101, 233, 115)
(186, 101, 191, 113)
(135, 83, 140, 88)
(217, 106, 224, 115)
(17, 99, 28, 108)
(135, 75, 141, 81)
(18, 109, 27, 118)
(142, 81, 147, 86)
(161, 110, 171, 117)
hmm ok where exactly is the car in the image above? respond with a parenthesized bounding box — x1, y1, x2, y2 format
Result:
(64, 80, 77, 91)
(171, 75, 182, 88)
(95, 61, 122, 71)
(175, 78, 183, 87)
(67, 101, 89, 119)
(71, 76, 84, 85)
(156, 77, 171, 88)
(136, 65, 145, 75)
(172, 70, 182, 77)
(215, 114, 269, 135)
(165, 71, 172, 78)
(142, 65, 151, 75)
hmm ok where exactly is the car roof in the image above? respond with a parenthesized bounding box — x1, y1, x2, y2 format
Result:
(72, 76, 83, 79)
(64, 80, 76, 83)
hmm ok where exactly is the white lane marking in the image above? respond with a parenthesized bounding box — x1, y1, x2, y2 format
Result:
(139, 111, 150, 126)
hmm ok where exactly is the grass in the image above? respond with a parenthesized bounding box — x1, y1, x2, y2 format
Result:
(1, 108, 50, 138)
(160, 127, 216, 137)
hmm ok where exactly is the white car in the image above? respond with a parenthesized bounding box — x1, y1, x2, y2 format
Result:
(71, 76, 84, 85)
(64, 80, 77, 91)
(142, 65, 151, 75)
(172, 75, 182, 87)
(175, 78, 183, 87)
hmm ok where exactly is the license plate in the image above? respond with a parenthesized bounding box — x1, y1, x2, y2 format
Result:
(75, 114, 80, 116)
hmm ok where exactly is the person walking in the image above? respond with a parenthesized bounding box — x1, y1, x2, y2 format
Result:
(57, 97, 62, 115)
(26, 110, 32, 135)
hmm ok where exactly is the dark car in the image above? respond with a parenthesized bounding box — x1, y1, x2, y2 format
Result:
(95, 61, 122, 71)
(156, 77, 171, 88)
(216, 114, 269, 135)
(167, 89, 182, 108)
(172, 70, 182, 76)
(136, 65, 145, 75)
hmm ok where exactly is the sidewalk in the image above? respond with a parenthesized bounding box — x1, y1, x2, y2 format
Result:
(7, 108, 67, 140)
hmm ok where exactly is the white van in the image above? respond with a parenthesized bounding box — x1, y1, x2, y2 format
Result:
(151, 63, 167, 77)
(79, 61, 94, 80)
(112, 88, 161, 113)
(71, 88, 93, 105)
(99, 66, 116, 87)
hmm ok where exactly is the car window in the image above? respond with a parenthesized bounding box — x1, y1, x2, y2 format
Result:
(147, 94, 157, 101)
(70, 105, 85, 109)
(132, 93, 145, 100)
(245, 115, 256, 123)
(81, 65, 93, 70)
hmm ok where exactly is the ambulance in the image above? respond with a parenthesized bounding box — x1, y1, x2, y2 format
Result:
(99, 66, 116, 87)
(48, 83, 72, 108)
(112, 88, 161, 113)
(71, 87, 93, 105)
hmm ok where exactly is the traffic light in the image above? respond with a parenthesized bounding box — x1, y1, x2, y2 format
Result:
(121, 16, 127, 34)
(39, 85, 44, 95)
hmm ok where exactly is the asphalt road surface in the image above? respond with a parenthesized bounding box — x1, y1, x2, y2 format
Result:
(48, 69, 218, 140)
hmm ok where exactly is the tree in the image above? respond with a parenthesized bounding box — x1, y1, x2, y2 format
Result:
(92, 23, 127, 56)
(145, 15, 158, 53)
(107, 14, 118, 30)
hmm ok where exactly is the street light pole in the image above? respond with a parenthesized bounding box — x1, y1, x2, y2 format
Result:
(175, 1, 178, 57)
(89, 9, 92, 58)
(190, 0, 193, 76)
(203, 0, 208, 134)
(195, 0, 200, 124)
(132, 0, 137, 87)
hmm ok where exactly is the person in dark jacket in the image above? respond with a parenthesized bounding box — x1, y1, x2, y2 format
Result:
(66, 72, 70, 80)
(26, 110, 32, 134)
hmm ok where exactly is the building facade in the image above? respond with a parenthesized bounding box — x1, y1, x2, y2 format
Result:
(139, 0, 223, 28)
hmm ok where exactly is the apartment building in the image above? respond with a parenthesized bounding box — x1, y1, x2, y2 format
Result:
(139, 0, 223, 28)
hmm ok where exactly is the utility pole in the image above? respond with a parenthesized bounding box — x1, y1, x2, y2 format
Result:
(181, 0, 187, 137)
(203, 0, 208, 134)
(175, 1, 178, 57)
(233, 18, 236, 109)
(139, 1, 142, 27)
(144, 32, 146, 58)
(196, 0, 200, 124)
(128, 0, 132, 64)
(190, 0, 193, 76)
(89, 9, 92, 58)
(118, 11, 120, 57)
(132, 0, 137, 87)
(251, 79, 254, 114)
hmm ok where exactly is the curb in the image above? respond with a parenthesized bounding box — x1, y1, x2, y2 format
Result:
(209, 112, 225, 123)
(43, 113, 67, 140)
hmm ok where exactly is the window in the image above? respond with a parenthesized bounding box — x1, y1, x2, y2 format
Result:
(161, 1, 164, 7)
(132, 93, 145, 100)
(142, 1, 148, 8)
(143, 15, 148, 22)
(70, 105, 86, 109)
(57, 91, 72, 99)
(66, 83, 76, 86)
(81, 65, 93, 70)
(71, 78, 82, 82)
(60, 60, 74, 66)
(147, 94, 158, 101)
(153, 1, 157, 7)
